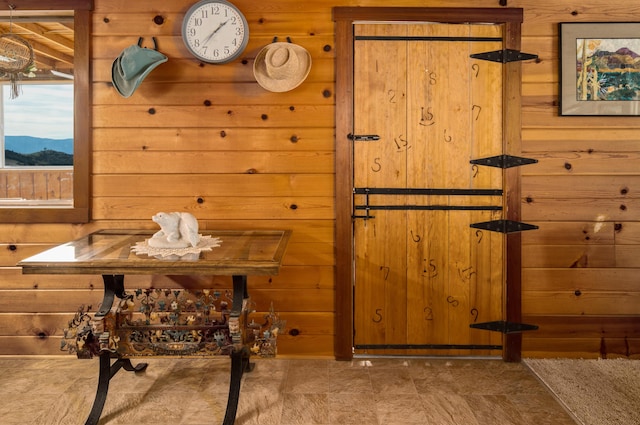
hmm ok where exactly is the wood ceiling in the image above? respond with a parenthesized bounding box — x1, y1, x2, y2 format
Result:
(0, 11, 74, 81)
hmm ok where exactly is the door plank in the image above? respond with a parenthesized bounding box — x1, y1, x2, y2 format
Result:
(354, 24, 409, 350)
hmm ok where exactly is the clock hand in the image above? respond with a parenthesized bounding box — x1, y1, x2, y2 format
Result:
(202, 20, 229, 45)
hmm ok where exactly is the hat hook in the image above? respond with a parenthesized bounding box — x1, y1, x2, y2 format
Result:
(137, 36, 159, 51)
(271, 36, 293, 44)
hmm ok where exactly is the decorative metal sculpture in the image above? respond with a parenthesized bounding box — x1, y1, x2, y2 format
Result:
(61, 288, 284, 359)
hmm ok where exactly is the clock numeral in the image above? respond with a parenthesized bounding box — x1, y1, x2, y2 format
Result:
(212, 5, 229, 16)
(194, 18, 203, 26)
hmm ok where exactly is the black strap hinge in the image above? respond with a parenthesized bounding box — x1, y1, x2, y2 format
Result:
(470, 154, 538, 169)
(471, 49, 538, 63)
(470, 219, 538, 234)
(470, 320, 538, 334)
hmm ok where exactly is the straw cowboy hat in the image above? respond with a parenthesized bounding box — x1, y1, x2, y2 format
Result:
(253, 42, 312, 92)
(112, 39, 167, 98)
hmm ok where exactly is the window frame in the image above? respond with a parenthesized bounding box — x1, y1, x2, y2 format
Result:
(0, 0, 92, 223)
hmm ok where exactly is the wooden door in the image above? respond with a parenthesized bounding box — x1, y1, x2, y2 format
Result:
(353, 22, 505, 356)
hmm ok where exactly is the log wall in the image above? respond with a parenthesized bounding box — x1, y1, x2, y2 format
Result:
(1, 0, 638, 359)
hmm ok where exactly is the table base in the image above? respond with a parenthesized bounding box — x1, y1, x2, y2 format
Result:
(63, 274, 281, 425)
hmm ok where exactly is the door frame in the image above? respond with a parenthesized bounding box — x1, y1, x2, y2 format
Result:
(333, 7, 526, 361)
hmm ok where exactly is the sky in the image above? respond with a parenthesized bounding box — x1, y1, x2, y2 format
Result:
(579, 38, 640, 59)
(594, 39, 640, 55)
(2, 83, 74, 140)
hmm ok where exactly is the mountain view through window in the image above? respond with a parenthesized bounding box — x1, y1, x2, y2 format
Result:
(2, 83, 73, 167)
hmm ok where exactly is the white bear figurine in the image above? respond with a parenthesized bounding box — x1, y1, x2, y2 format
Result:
(148, 212, 200, 248)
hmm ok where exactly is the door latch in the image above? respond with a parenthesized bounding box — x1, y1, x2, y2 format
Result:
(348, 134, 380, 141)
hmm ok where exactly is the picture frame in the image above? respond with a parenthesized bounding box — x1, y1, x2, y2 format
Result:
(559, 22, 640, 116)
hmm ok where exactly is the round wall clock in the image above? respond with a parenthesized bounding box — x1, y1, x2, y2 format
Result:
(181, 0, 249, 64)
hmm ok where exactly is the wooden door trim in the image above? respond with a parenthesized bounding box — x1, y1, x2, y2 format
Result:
(503, 20, 525, 362)
(333, 7, 525, 361)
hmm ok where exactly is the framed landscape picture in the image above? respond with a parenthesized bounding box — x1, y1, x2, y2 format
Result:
(560, 22, 640, 116)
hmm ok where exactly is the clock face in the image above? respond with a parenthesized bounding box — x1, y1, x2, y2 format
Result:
(182, 0, 249, 64)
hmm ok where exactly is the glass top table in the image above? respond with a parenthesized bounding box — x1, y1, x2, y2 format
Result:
(18, 229, 291, 276)
(18, 229, 291, 425)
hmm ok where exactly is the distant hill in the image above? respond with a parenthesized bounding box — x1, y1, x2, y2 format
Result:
(5, 135, 73, 155)
(615, 47, 640, 59)
(591, 47, 640, 71)
(5, 149, 73, 166)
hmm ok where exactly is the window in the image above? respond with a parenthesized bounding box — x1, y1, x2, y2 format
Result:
(2, 83, 74, 168)
(0, 81, 74, 207)
(0, 0, 91, 223)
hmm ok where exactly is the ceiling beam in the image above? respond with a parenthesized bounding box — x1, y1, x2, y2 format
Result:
(8, 23, 73, 66)
(0, 22, 73, 68)
(12, 22, 73, 50)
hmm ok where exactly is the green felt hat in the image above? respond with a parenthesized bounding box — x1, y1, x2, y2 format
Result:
(112, 41, 167, 98)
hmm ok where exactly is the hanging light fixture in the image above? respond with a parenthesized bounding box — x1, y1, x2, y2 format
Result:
(0, 4, 35, 99)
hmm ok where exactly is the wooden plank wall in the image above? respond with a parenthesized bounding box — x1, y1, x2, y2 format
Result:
(0, 0, 638, 359)
(519, 1, 640, 358)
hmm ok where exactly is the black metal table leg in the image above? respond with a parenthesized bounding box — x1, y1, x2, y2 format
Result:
(221, 275, 254, 425)
(84, 352, 111, 425)
(96, 275, 126, 317)
(222, 349, 249, 425)
(84, 274, 147, 425)
(84, 354, 148, 425)
(119, 358, 148, 374)
(231, 275, 248, 312)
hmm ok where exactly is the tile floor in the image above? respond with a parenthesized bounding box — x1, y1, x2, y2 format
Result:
(0, 356, 577, 425)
